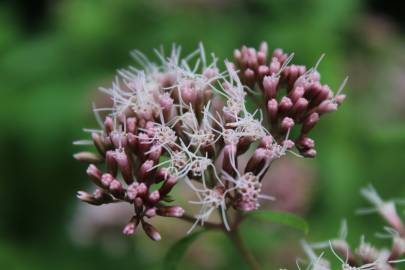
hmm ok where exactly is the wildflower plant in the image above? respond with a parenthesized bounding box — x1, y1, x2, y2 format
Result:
(74, 42, 347, 269)
(298, 186, 405, 270)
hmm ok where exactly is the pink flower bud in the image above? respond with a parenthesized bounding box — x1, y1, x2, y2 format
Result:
(278, 96, 293, 114)
(109, 179, 125, 198)
(263, 76, 279, 100)
(269, 57, 281, 74)
(136, 183, 148, 197)
(145, 207, 157, 218)
(111, 132, 128, 149)
(257, 51, 267, 65)
(335, 94, 346, 105)
(101, 173, 114, 188)
(76, 191, 98, 205)
(245, 148, 271, 175)
(258, 65, 269, 78)
(86, 164, 102, 187)
(159, 176, 177, 196)
(233, 49, 242, 62)
(259, 135, 274, 149)
(280, 117, 295, 133)
(127, 133, 138, 152)
(142, 222, 161, 241)
(157, 206, 185, 217)
(289, 86, 305, 103)
(104, 116, 114, 135)
(148, 145, 162, 162)
(311, 85, 331, 107)
(138, 159, 155, 184)
(155, 168, 169, 183)
(297, 137, 315, 149)
(93, 188, 114, 203)
(259, 41, 268, 55)
(267, 99, 278, 123)
(292, 97, 309, 118)
(126, 117, 137, 134)
(91, 132, 107, 155)
(73, 152, 102, 163)
(106, 150, 118, 177)
(272, 48, 287, 64)
(114, 150, 133, 184)
(181, 85, 197, 105)
(123, 217, 138, 236)
(127, 183, 139, 201)
(148, 190, 160, 204)
(301, 148, 317, 158)
(317, 100, 338, 114)
(302, 112, 320, 134)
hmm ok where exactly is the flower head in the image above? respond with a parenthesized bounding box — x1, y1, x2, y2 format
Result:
(74, 42, 346, 240)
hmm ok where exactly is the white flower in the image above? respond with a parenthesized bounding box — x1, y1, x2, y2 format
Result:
(187, 186, 230, 233)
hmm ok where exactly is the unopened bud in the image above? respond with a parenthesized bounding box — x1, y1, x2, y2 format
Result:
(157, 206, 185, 217)
(289, 86, 305, 103)
(302, 113, 320, 134)
(159, 176, 177, 196)
(267, 99, 278, 123)
(114, 150, 133, 184)
(142, 222, 161, 241)
(74, 152, 102, 163)
(145, 207, 157, 218)
(127, 183, 139, 201)
(136, 183, 148, 197)
(297, 137, 315, 149)
(76, 191, 99, 205)
(106, 150, 118, 177)
(104, 116, 114, 135)
(259, 135, 273, 149)
(317, 100, 337, 114)
(109, 179, 125, 198)
(263, 76, 278, 100)
(148, 190, 160, 204)
(139, 159, 155, 184)
(123, 217, 138, 236)
(278, 96, 293, 114)
(101, 173, 114, 188)
(86, 164, 102, 187)
(301, 148, 317, 158)
(245, 148, 271, 175)
(92, 132, 107, 155)
(280, 117, 295, 133)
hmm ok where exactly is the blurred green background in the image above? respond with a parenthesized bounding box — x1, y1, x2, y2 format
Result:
(1, 0, 405, 269)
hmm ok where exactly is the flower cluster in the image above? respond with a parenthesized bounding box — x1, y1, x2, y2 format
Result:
(298, 186, 405, 270)
(234, 43, 347, 157)
(74, 42, 346, 240)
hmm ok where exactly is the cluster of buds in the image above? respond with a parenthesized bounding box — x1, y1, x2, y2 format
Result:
(298, 186, 405, 270)
(234, 43, 347, 157)
(74, 42, 346, 240)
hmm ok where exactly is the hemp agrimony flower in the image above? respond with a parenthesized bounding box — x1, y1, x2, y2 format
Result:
(297, 186, 405, 270)
(74, 42, 346, 243)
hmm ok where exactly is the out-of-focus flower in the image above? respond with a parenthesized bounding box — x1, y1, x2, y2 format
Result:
(297, 186, 405, 270)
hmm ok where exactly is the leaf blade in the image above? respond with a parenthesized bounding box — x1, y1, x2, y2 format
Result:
(246, 210, 309, 234)
(163, 230, 206, 270)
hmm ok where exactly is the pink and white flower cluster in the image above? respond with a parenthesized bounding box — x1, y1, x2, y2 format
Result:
(74, 42, 346, 240)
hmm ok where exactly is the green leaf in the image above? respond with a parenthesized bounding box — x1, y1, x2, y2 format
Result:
(163, 230, 206, 270)
(246, 210, 309, 234)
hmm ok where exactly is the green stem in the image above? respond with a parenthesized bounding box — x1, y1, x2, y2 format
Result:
(227, 227, 261, 270)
